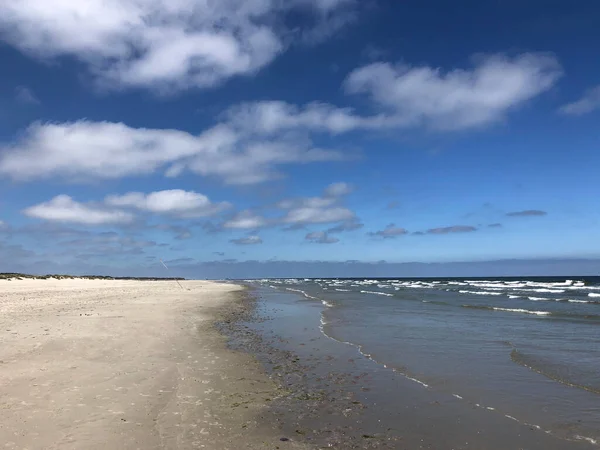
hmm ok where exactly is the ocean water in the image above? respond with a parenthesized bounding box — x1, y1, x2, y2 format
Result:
(245, 277, 600, 448)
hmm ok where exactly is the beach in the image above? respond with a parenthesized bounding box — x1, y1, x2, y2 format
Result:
(0, 278, 308, 450)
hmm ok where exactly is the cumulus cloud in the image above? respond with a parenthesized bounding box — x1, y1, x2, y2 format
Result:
(219, 183, 357, 231)
(225, 53, 561, 136)
(230, 235, 263, 245)
(559, 85, 600, 115)
(0, 0, 357, 93)
(23, 195, 134, 225)
(427, 226, 477, 234)
(105, 189, 230, 217)
(226, 101, 387, 135)
(282, 203, 354, 225)
(345, 53, 562, 130)
(223, 210, 269, 230)
(506, 210, 547, 217)
(368, 223, 408, 238)
(278, 182, 356, 225)
(0, 121, 342, 184)
(305, 231, 339, 244)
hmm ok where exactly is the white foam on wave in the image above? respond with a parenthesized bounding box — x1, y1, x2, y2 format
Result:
(360, 290, 394, 297)
(285, 287, 320, 302)
(335, 288, 351, 292)
(575, 435, 598, 445)
(404, 376, 429, 388)
(452, 394, 463, 399)
(493, 307, 550, 316)
(568, 299, 591, 304)
(528, 296, 550, 301)
(508, 295, 521, 299)
(589, 293, 600, 298)
(530, 288, 565, 293)
(459, 290, 503, 296)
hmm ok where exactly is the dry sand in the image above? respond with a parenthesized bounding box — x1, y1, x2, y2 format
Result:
(0, 279, 309, 450)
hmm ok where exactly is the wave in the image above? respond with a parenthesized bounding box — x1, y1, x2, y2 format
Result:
(459, 290, 503, 296)
(335, 288, 351, 292)
(589, 293, 600, 298)
(463, 304, 600, 321)
(510, 348, 600, 395)
(530, 288, 566, 293)
(463, 304, 550, 315)
(493, 307, 551, 316)
(360, 290, 394, 297)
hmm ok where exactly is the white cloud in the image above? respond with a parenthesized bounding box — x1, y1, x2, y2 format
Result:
(0, 0, 356, 92)
(226, 101, 387, 135)
(0, 121, 343, 184)
(105, 189, 230, 217)
(283, 206, 354, 224)
(225, 53, 561, 135)
(23, 195, 134, 225)
(279, 195, 354, 225)
(221, 183, 357, 230)
(559, 85, 600, 115)
(305, 231, 339, 244)
(223, 210, 269, 230)
(345, 53, 562, 130)
(230, 235, 263, 245)
(276, 182, 356, 225)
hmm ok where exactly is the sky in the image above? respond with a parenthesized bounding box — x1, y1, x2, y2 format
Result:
(0, 0, 599, 278)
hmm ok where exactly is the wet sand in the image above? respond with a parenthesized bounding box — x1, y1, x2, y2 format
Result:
(0, 279, 309, 450)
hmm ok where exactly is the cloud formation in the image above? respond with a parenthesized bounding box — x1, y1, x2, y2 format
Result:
(345, 53, 562, 130)
(305, 231, 339, 244)
(0, 121, 342, 185)
(506, 210, 547, 217)
(230, 235, 263, 245)
(223, 210, 269, 230)
(105, 189, 230, 217)
(427, 226, 477, 234)
(559, 85, 600, 115)
(226, 53, 561, 136)
(368, 223, 408, 238)
(0, 0, 357, 93)
(23, 195, 134, 225)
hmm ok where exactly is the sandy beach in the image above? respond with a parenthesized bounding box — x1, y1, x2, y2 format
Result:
(0, 278, 308, 450)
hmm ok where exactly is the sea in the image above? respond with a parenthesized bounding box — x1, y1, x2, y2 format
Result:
(241, 277, 600, 449)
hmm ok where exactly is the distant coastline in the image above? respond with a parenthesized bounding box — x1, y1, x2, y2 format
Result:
(0, 273, 185, 281)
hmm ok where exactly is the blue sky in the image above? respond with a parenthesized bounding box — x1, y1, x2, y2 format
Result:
(1, 0, 599, 278)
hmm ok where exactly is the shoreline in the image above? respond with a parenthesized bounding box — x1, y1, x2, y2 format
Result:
(231, 282, 597, 449)
(0, 279, 309, 449)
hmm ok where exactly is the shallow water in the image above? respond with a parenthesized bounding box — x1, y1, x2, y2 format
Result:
(245, 277, 600, 448)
